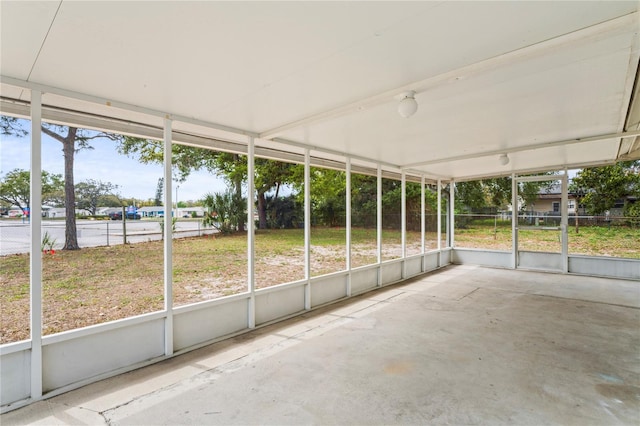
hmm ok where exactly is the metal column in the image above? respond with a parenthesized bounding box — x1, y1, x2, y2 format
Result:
(346, 158, 352, 297)
(304, 149, 311, 309)
(30, 90, 43, 399)
(376, 164, 382, 286)
(437, 179, 442, 266)
(163, 118, 173, 355)
(421, 175, 426, 271)
(248, 137, 256, 327)
(449, 181, 455, 248)
(511, 173, 517, 269)
(561, 171, 569, 273)
(401, 171, 406, 278)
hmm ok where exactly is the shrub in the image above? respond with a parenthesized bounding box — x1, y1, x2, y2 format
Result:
(624, 202, 640, 227)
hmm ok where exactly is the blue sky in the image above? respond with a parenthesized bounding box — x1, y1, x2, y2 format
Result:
(1, 123, 227, 202)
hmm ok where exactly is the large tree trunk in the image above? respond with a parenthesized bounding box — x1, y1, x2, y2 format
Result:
(63, 128, 80, 250)
(257, 191, 268, 229)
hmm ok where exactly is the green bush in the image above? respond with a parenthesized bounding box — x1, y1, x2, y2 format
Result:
(623, 202, 640, 227)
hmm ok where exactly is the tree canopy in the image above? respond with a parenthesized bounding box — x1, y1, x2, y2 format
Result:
(570, 161, 640, 214)
(1, 116, 28, 137)
(3, 116, 123, 250)
(75, 179, 119, 215)
(117, 137, 304, 229)
(454, 176, 556, 213)
(0, 169, 64, 212)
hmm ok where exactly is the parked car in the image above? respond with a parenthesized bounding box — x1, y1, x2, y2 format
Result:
(109, 211, 141, 220)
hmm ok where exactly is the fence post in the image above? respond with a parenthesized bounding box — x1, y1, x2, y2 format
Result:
(122, 206, 127, 245)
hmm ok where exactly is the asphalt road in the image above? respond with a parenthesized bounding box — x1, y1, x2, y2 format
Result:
(0, 219, 217, 256)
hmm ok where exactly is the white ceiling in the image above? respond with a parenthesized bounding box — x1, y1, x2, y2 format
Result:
(1, 1, 639, 181)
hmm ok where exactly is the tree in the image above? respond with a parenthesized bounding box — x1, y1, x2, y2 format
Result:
(154, 177, 164, 206)
(98, 194, 123, 207)
(75, 179, 119, 215)
(117, 137, 302, 230)
(3, 117, 121, 250)
(455, 176, 555, 213)
(41, 125, 106, 249)
(202, 190, 246, 234)
(570, 161, 640, 214)
(304, 168, 347, 227)
(0, 169, 63, 212)
(455, 180, 486, 212)
(254, 159, 299, 229)
(207, 153, 248, 231)
(1, 116, 27, 137)
(351, 174, 378, 228)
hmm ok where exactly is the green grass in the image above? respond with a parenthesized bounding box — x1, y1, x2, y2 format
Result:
(454, 221, 640, 258)
(1, 225, 638, 344)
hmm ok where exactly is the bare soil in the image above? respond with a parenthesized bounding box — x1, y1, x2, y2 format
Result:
(1, 226, 638, 344)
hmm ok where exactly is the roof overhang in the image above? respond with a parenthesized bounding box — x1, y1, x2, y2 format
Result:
(1, 1, 639, 181)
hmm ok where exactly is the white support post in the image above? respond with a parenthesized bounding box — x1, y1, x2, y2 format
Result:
(163, 118, 173, 356)
(511, 173, 518, 269)
(421, 175, 426, 271)
(346, 158, 352, 297)
(561, 171, 569, 273)
(248, 137, 256, 327)
(376, 164, 382, 286)
(437, 179, 442, 266)
(30, 90, 43, 399)
(401, 172, 406, 278)
(304, 149, 311, 309)
(449, 181, 455, 248)
(437, 180, 442, 250)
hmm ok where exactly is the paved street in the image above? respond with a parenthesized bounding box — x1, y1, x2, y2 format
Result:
(0, 219, 216, 256)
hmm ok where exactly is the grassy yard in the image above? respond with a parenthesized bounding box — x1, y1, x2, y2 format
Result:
(1, 225, 638, 344)
(454, 221, 640, 258)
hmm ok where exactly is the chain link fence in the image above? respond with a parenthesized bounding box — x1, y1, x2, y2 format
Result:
(0, 219, 216, 256)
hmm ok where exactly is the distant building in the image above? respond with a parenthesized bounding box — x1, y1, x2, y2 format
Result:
(137, 206, 165, 218)
(531, 184, 636, 217)
(530, 184, 582, 216)
(177, 207, 205, 218)
(42, 206, 91, 218)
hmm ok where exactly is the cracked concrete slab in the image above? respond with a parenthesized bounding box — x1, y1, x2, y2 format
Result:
(2, 265, 639, 425)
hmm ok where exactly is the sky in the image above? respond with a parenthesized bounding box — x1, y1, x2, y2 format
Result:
(1, 124, 228, 203)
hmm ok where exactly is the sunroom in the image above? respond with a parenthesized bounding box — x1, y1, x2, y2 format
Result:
(1, 1, 639, 417)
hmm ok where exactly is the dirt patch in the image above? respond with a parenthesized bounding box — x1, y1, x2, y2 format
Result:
(1, 226, 638, 344)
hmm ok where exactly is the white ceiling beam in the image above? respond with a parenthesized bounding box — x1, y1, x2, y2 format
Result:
(0, 76, 259, 138)
(402, 130, 640, 169)
(452, 159, 619, 183)
(271, 137, 401, 171)
(259, 12, 638, 140)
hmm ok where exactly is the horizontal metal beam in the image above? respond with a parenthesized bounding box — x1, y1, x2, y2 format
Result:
(0, 76, 259, 138)
(453, 159, 617, 183)
(0, 98, 433, 183)
(1, 98, 165, 139)
(271, 137, 401, 171)
(516, 173, 565, 183)
(402, 130, 640, 169)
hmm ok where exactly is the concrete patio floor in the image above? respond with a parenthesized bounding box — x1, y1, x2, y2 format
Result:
(2, 265, 639, 425)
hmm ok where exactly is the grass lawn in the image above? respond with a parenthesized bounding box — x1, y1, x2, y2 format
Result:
(1, 225, 638, 344)
(454, 222, 640, 258)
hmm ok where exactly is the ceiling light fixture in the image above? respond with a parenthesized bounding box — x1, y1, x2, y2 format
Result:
(397, 91, 418, 118)
(499, 153, 510, 165)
